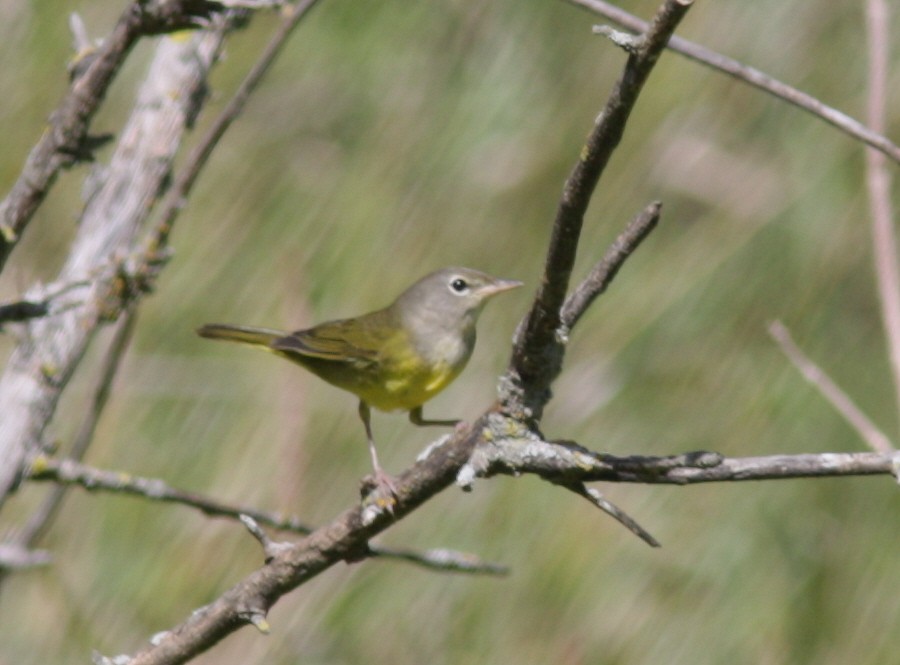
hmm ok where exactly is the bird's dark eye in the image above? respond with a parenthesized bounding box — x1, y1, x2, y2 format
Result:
(450, 278, 469, 294)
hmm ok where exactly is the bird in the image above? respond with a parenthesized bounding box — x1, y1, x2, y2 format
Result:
(197, 267, 522, 500)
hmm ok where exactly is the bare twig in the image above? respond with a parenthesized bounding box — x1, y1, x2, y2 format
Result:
(25, 455, 507, 576)
(367, 544, 509, 576)
(507, 0, 692, 421)
(147, 0, 323, 253)
(561, 201, 661, 329)
(768, 321, 894, 454)
(0, 0, 230, 272)
(554, 479, 660, 547)
(864, 0, 900, 434)
(567, 0, 900, 165)
(239, 515, 298, 568)
(27, 455, 316, 532)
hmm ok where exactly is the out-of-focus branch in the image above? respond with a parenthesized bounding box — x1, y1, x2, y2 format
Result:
(768, 321, 894, 455)
(1, 310, 139, 568)
(864, 0, 900, 435)
(506, 0, 691, 422)
(0, 543, 52, 571)
(1, 0, 307, 513)
(28, 455, 315, 533)
(147, 0, 322, 253)
(0, 26, 231, 511)
(567, 0, 900, 165)
(0, 1, 232, 273)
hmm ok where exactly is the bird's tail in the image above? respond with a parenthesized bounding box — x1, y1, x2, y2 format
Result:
(196, 323, 283, 348)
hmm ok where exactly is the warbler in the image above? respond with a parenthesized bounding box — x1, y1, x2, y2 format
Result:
(197, 267, 522, 496)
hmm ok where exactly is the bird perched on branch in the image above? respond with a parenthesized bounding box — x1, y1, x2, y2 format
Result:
(198, 266, 522, 502)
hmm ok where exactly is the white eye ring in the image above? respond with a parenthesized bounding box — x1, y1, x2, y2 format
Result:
(449, 277, 469, 294)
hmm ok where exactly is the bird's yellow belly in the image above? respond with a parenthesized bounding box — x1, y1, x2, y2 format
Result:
(292, 328, 471, 413)
(361, 358, 461, 412)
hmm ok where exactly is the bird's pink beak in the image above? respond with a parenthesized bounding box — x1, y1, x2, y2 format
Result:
(479, 279, 523, 297)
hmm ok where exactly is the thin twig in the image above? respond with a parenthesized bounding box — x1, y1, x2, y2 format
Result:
(367, 545, 509, 576)
(768, 321, 894, 454)
(507, 0, 692, 420)
(561, 201, 661, 329)
(567, 0, 900, 165)
(25, 455, 507, 576)
(864, 0, 900, 435)
(555, 479, 660, 547)
(148, 0, 323, 252)
(9, 309, 139, 554)
(27, 455, 316, 532)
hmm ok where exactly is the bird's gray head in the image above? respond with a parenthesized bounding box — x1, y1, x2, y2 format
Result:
(393, 267, 522, 332)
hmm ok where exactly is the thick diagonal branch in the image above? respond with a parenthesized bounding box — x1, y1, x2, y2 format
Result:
(506, 0, 692, 421)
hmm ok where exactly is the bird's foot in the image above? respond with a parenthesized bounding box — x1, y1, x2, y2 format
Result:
(360, 469, 399, 514)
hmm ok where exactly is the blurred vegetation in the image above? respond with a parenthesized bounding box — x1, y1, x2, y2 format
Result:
(2, 0, 899, 663)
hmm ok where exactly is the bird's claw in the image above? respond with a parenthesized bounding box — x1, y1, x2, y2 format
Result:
(360, 469, 399, 515)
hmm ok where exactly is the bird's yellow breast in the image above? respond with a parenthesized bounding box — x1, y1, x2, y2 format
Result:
(360, 335, 467, 412)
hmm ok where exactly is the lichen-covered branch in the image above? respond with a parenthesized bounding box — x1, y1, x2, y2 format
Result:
(0, 26, 230, 510)
(0, 310, 136, 579)
(458, 435, 899, 486)
(0, 0, 232, 272)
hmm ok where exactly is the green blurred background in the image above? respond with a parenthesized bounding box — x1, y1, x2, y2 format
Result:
(2, 0, 899, 663)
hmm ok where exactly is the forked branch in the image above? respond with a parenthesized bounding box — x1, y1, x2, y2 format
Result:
(506, 0, 692, 420)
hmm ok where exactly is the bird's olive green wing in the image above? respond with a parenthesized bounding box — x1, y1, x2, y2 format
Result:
(270, 311, 396, 366)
